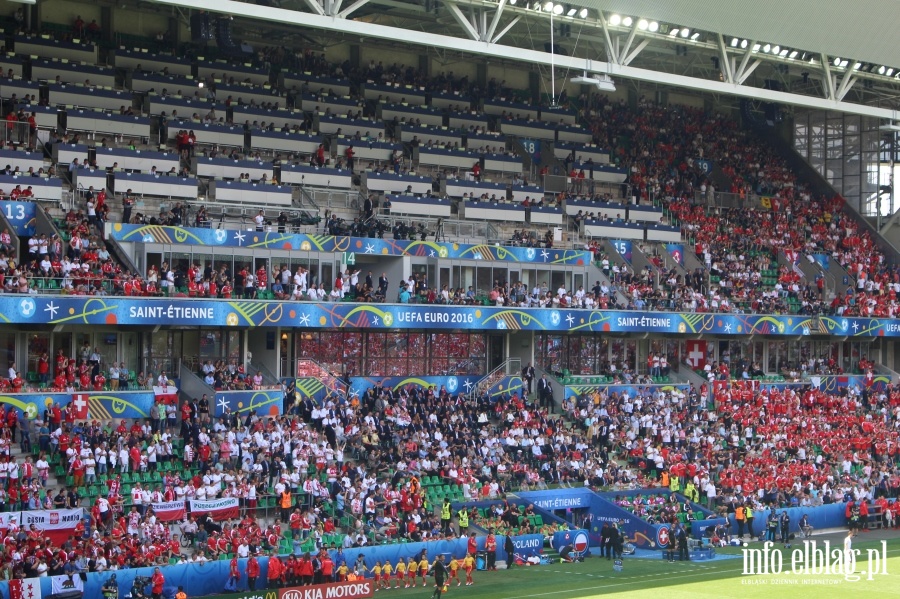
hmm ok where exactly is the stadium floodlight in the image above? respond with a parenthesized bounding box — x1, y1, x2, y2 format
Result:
(763, 44, 771, 53)
(669, 28, 680, 37)
(833, 57, 841, 66)
(788, 51, 798, 59)
(609, 14, 621, 26)
(680, 28, 690, 38)
(730, 37, 739, 47)
(648, 21, 659, 32)
(553, 3, 563, 15)
(779, 49, 788, 57)
(579, 8, 588, 18)
(571, 72, 616, 92)
(690, 32, 700, 41)
(567, 7, 576, 16)
(853, 62, 862, 70)
(741, 39, 748, 49)
(752, 43, 761, 52)
(887, 68, 895, 77)
(771, 45, 780, 54)
(543, 1, 553, 11)
(637, 19, 648, 30)
(622, 16, 633, 26)
(878, 66, 886, 75)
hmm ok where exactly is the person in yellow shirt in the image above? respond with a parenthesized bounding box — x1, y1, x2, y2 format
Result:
(337, 563, 350, 582)
(462, 553, 475, 586)
(448, 556, 461, 587)
(381, 561, 392, 590)
(372, 562, 384, 589)
(406, 557, 417, 588)
(395, 559, 406, 589)
(418, 555, 430, 587)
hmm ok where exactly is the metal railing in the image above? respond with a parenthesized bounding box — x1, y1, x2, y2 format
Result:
(0, 121, 40, 150)
(471, 357, 521, 398)
(295, 358, 348, 396)
(249, 361, 281, 386)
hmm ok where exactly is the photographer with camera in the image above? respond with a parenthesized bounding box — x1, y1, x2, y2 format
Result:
(128, 575, 151, 599)
(102, 574, 118, 599)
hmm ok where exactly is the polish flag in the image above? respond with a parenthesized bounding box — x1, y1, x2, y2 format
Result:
(151, 500, 187, 522)
(70, 394, 90, 420)
(9, 578, 42, 599)
(153, 385, 179, 405)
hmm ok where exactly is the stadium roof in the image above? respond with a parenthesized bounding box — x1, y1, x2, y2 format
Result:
(150, 0, 900, 121)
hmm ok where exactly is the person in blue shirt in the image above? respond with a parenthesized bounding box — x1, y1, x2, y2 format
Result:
(399, 286, 411, 303)
(333, 547, 347, 581)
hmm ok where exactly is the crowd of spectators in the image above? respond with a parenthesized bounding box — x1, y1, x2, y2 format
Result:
(562, 379, 900, 521)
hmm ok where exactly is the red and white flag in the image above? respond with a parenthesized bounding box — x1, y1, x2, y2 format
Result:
(70, 394, 90, 420)
(684, 340, 707, 369)
(189, 498, 239, 521)
(9, 577, 42, 599)
(151, 500, 187, 522)
(20, 508, 84, 545)
(153, 385, 179, 405)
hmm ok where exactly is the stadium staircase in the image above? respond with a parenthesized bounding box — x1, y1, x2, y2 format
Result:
(471, 358, 522, 400)
(178, 360, 216, 400)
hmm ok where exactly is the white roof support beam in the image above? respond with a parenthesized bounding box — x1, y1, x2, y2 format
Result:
(618, 22, 639, 66)
(733, 41, 756, 83)
(337, 0, 370, 19)
(331, 0, 344, 16)
(598, 14, 618, 65)
(737, 59, 761, 85)
(836, 74, 857, 101)
(622, 39, 649, 67)
(821, 53, 836, 100)
(445, 1, 481, 42)
(491, 16, 520, 45)
(301, 0, 325, 17)
(485, 0, 507, 44)
(146, 0, 900, 121)
(716, 33, 734, 83)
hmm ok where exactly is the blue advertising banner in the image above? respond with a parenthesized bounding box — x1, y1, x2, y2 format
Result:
(813, 253, 830, 270)
(48, 533, 548, 599)
(610, 239, 632, 263)
(519, 488, 593, 510)
(107, 223, 590, 265)
(0, 200, 36, 236)
(0, 391, 156, 421)
(293, 375, 481, 406)
(695, 159, 714, 175)
(0, 295, 897, 337)
(214, 389, 283, 417)
(666, 243, 684, 266)
(521, 138, 542, 163)
(551, 529, 592, 554)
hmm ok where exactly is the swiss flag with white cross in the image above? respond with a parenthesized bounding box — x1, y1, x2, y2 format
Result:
(70, 394, 90, 419)
(685, 340, 707, 369)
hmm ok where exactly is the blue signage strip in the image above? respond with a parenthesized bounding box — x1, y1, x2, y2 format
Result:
(213, 389, 283, 417)
(610, 239, 632, 263)
(0, 391, 155, 420)
(0, 200, 36, 236)
(107, 223, 591, 265)
(0, 296, 895, 337)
